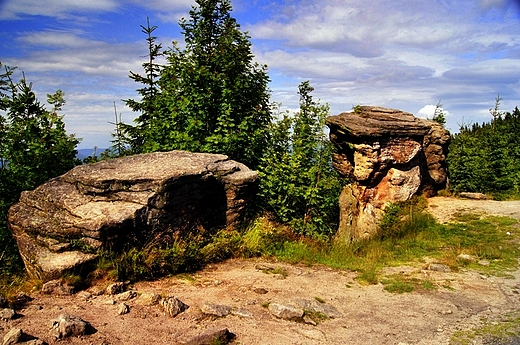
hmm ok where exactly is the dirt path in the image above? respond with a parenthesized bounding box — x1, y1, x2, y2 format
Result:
(2, 197, 520, 345)
(427, 196, 520, 223)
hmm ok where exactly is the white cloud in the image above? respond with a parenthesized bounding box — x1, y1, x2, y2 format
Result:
(417, 104, 451, 119)
(0, 0, 119, 19)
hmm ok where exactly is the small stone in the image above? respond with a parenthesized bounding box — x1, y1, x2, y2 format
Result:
(303, 315, 317, 325)
(21, 340, 46, 345)
(160, 297, 189, 318)
(117, 303, 129, 315)
(105, 282, 124, 295)
(24, 305, 43, 314)
(184, 327, 235, 345)
(268, 302, 304, 321)
(428, 263, 451, 273)
(294, 299, 343, 319)
(2, 328, 22, 345)
(457, 254, 476, 262)
(459, 192, 487, 200)
(49, 314, 92, 339)
(253, 288, 268, 294)
(98, 297, 116, 305)
(0, 308, 16, 321)
(41, 280, 74, 295)
(88, 286, 105, 296)
(115, 291, 137, 301)
(200, 303, 231, 317)
(478, 260, 491, 266)
(76, 291, 92, 301)
(135, 293, 162, 306)
(231, 308, 253, 318)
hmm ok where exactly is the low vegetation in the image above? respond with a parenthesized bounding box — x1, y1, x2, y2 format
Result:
(451, 313, 520, 345)
(1, 7, 520, 340)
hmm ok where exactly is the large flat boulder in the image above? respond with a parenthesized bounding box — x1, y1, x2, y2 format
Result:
(327, 106, 450, 241)
(8, 151, 258, 280)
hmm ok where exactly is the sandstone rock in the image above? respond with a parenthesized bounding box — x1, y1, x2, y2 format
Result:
(267, 302, 304, 321)
(135, 293, 162, 306)
(184, 327, 235, 345)
(161, 297, 189, 318)
(231, 308, 253, 318)
(327, 106, 450, 241)
(200, 303, 231, 317)
(8, 151, 258, 280)
(294, 299, 343, 319)
(18, 340, 46, 345)
(75, 291, 92, 301)
(0, 309, 16, 321)
(428, 263, 451, 273)
(115, 291, 137, 301)
(459, 192, 488, 200)
(2, 328, 22, 345)
(49, 314, 92, 339)
(41, 280, 74, 295)
(457, 254, 477, 263)
(105, 282, 124, 296)
(117, 303, 129, 315)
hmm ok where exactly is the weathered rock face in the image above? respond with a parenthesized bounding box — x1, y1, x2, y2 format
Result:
(8, 151, 258, 280)
(326, 106, 450, 241)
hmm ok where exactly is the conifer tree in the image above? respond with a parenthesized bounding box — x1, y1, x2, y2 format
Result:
(123, 0, 271, 168)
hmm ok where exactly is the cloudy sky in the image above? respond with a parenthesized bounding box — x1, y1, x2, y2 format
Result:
(0, 0, 519, 149)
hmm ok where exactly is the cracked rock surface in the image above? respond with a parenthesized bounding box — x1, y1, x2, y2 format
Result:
(8, 151, 258, 280)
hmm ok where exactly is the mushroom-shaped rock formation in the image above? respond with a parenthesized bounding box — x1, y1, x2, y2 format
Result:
(326, 106, 450, 241)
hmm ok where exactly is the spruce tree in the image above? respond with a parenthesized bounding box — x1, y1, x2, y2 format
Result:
(123, 0, 271, 168)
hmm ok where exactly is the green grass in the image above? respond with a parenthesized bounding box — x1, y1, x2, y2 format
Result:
(253, 199, 520, 289)
(381, 276, 415, 293)
(451, 313, 520, 345)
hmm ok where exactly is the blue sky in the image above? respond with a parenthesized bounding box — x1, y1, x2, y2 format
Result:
(1, 0, 519, 149)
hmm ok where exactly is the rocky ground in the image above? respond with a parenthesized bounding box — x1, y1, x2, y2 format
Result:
(2, 196, 520, 345)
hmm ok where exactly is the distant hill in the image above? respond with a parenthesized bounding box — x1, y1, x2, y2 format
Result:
(76, 148, 107, 161)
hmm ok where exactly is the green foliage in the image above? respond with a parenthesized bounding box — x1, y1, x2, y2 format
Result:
(121, 2, 271, 168)
(378, 197, 436, 240)
(94, 226, 244, 282)
(431, 100, 446, 126)
(448, 97, 520, 196)
(258, 81, 344, 238)
(381, 276, 415, 293)
(451, 313, 520, 345)
(257, 199, 519, 287)
(0, 62, 80, 277)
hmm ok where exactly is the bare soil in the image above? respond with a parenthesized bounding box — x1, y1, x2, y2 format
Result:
(3, 196, 520, 345)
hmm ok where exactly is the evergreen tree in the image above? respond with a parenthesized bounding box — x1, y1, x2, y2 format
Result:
(121, 18, 164, 154)
(0, 62, 80, 275)
(123, 1, 271, 168)
(448, 97, 520, 198)
(258, 81, 343, 238)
